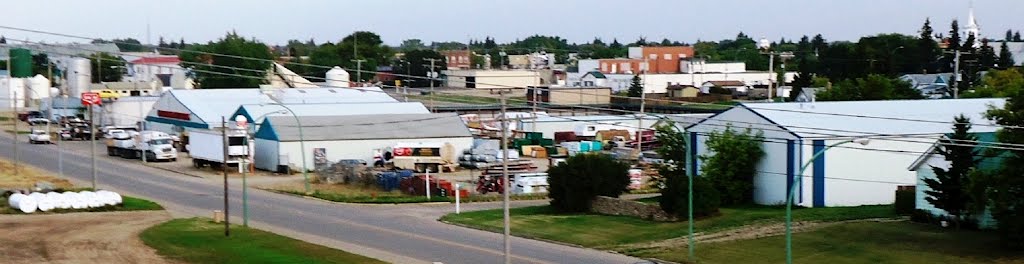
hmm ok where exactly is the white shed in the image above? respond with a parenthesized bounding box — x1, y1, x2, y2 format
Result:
(253, 113, 474, 172)
(687, 98, 1004, 207)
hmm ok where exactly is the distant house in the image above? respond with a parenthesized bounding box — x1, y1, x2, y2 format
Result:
(700, 80, 749, 95)
(795, 87, 824, 102)
(908, 132, 1003, 229)
(899, 73, 953, 99)
(526, 86, 611, 105)
(580, 71, 609, 89)
(666, 85, 700, 98)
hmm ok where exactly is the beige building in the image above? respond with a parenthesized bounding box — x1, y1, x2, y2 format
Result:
(444, 70, 540, 89)
(667, 85, 700, 98)
(526, 86, 611, 105)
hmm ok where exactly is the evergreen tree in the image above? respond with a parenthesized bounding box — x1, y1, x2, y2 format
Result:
(918, 18, 939, 73)
(983, 88, 1024, 249)
(979, 39, 998, 70)
(948, 20, 962, 51)
(924, 115, 979, 229)
(0, 35, 6, 44)
(627, 75, 643, 98)
(1008, 30, 1015, 42)
(1015, 31, 1022, 42)
(998, 41, 1016, 68)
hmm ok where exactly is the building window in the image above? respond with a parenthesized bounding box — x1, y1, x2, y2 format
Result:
(584, 81, 595, 86)
(664, 53, 671, 60)
(601, 63, 608, 72)
(621, 62, 631, 73)
(679, 53, 687, 58)
(648, 54, 657, 60)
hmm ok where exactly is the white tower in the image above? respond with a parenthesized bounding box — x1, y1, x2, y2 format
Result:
(966, 1, 981, 48)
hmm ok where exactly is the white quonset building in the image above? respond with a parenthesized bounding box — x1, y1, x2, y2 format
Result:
(253, 113, 473, 172)
(230, 102, 430, 127)
(687, 98, 1003, 207)
(144, 87, 397, 132)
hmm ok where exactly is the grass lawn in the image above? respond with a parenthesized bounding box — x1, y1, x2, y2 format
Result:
(639, 221, 1024, 264)
(440, 204, 896, 248)
(1, 158, 163, 214)
(1, 191, 164, 214)
(141, 218, 385, 264)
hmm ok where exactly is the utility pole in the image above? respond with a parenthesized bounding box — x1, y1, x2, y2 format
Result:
(423, 58, 443, 112)
(222, 117, 230, 236)
(90, 104, 97, 190)
(766, 54, 775, 101)
(953, 50, 961, 99)
(13, 90, 19, 176)
(498, 90, 511, 264)
(351, 59, 366, 83)
(636, 58, 648, 157)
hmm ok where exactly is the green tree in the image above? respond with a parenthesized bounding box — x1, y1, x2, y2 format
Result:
(393, 49, 446, 87)
(978, 39, 997, 70)
(924, 115, 980, 229)
(654, 123, 721, 218)
(309, 31, 393, 82)
(699, 126, 765, 206)
(627, 75, 643, 97)
(547, 153, 631, 213)
(398, 39, 427, 52)
(89, 52, 125, 83)
(179, 32, 273, 88)
(918, 18, 940, 73)
(983, 88, 1024, 249)
(998, 41, 1015, 69)
(816, 74, 923, 101)
(964, 68, 1024, 98)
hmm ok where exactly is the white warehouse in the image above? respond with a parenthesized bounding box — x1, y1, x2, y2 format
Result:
(253, 113, 474, 172)
(687, 98, 1003, 207)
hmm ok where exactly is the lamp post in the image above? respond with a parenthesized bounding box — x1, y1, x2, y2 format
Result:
(785, 137, 870, 264)
(656, 116, 696, 261)
(265, 104, 309, 194)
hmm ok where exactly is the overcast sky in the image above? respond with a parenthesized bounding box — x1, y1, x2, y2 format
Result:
(3, 0, 1021, 46)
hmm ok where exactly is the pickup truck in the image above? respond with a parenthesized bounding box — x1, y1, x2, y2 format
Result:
(28, 130, 52, 144)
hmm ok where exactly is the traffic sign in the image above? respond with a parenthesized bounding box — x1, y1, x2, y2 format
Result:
(81, 92, 101, 106)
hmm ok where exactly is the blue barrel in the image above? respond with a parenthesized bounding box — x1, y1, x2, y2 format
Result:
(580, 142, 591, 152)
(398, 170, 414, 178)
(378, 172, 397, 191)
(591, 141, 603, 151)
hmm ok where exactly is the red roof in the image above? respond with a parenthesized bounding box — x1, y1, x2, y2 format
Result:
(131, 56, 180, 64)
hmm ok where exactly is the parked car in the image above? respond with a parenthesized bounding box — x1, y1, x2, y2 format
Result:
(18, 111, 44, 123)
(639, 151, 665, 165)
(97, 89, 120, 100)
(28, 130, 52, 144)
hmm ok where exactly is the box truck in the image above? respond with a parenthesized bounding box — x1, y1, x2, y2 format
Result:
(187, 129, 249, 169)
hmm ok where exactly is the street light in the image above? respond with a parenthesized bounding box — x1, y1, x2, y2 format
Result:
(655, 116, 697, 261)
(785, 137, 870, 264)
(260, 104, 309, 194)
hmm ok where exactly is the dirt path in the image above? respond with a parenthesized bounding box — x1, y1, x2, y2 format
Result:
(0, 211, 178, 264)
(619, 218, 905, 251)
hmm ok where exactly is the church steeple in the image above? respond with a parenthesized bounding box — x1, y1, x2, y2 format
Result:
(966, 0, 981, 48)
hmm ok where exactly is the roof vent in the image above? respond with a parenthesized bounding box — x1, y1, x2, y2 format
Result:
(297, 90, 307, 93)
(328, 89, 337, 93)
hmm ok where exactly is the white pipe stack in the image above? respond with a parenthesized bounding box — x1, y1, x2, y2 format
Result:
(5, 190, 124, 214)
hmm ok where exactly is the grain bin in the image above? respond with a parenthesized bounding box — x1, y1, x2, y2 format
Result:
(9, 48, 33, 78)
(29, 74, 51, 99)
(66, 58, 91, 96)
(325, 66, 350, 88)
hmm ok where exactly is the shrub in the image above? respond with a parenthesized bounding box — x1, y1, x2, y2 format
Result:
(547, 153, 630, 213)
(659, 168, 720, 218)
(699, 126, 765, 206)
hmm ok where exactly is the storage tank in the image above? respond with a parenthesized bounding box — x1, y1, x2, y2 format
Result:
(4, 78, 27, 108)
(9, 48, 33, 78)
(325, 66, 350, 88)
(66, 58, 91, 97)
(29, 74, 51, 100)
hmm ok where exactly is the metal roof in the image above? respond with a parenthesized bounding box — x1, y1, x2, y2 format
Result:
(161, 88, 397, 128)
(258, 113, 472, 141)
(736, 98, 1005, 138)
(233, 102, 429, 124)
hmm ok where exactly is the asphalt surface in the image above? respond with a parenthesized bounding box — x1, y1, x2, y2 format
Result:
(0, 135, 642, 264)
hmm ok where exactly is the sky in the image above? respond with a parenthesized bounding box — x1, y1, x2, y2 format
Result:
(2, 0, 1022, 46)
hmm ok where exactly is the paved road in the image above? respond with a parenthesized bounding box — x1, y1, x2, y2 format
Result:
(0, 136, 642, 264)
